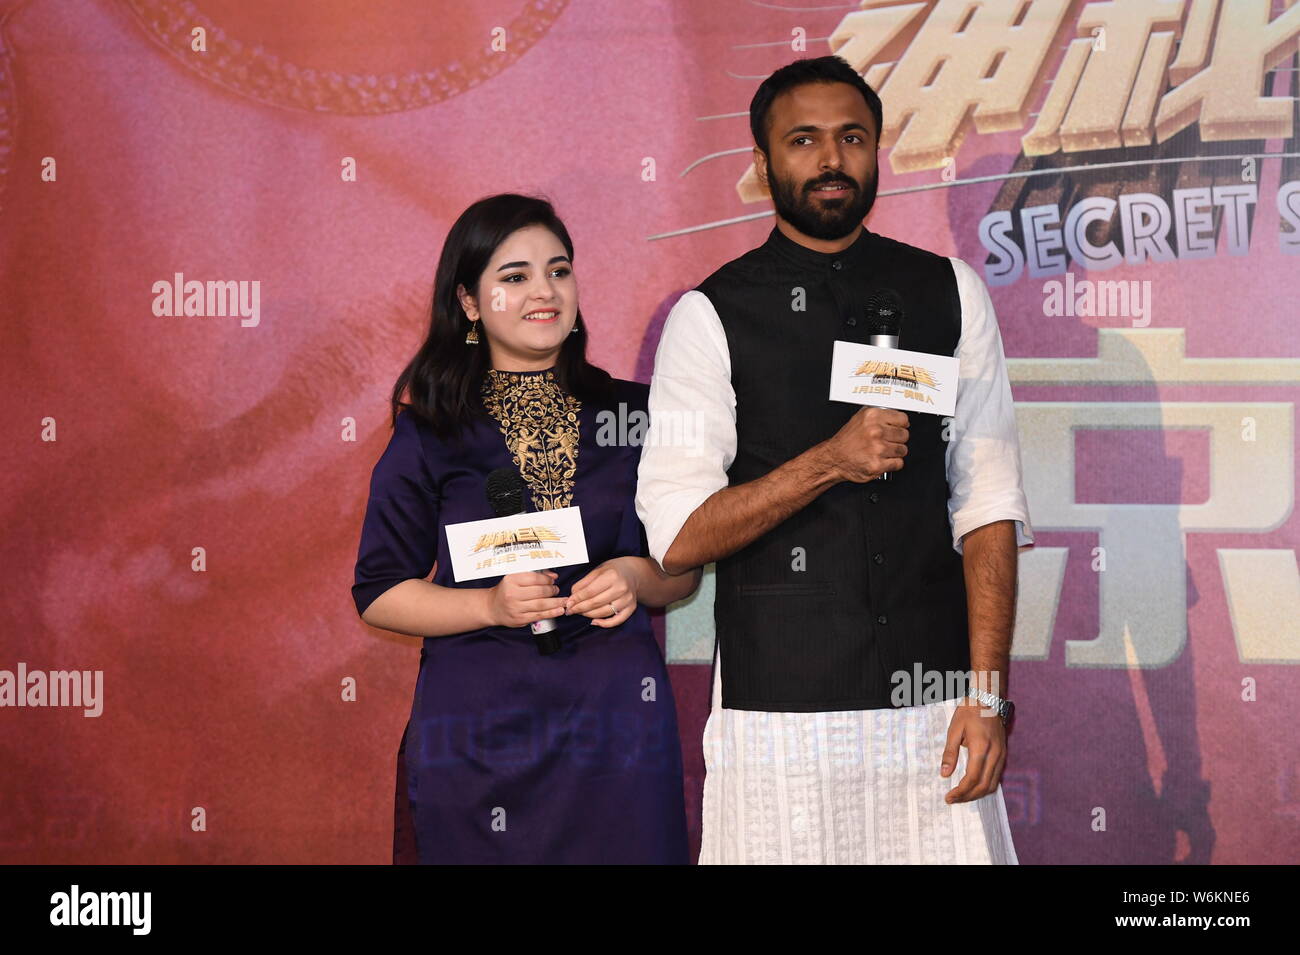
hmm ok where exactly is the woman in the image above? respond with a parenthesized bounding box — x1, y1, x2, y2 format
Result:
(352, 193, 699, 864)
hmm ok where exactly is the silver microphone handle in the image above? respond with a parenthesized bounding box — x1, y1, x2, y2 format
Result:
(867, 332, 900, 482)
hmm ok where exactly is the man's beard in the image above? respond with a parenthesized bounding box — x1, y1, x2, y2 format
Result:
(769, 164, 879, 240)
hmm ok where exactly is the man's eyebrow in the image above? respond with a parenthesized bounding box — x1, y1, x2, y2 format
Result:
(781, 122, 872, 138)
(495, 255, 571, 272)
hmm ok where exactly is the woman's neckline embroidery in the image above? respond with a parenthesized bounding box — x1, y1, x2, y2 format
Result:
(480, 367, 579, 510)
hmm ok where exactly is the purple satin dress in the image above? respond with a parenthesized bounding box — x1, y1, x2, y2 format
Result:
(353, 369, 688, 864)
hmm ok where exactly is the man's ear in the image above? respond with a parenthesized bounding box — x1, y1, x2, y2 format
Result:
(753, 146, 769, 188)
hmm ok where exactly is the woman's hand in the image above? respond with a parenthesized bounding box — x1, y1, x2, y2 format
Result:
(489, 570, 567, 628)
(563, 557, 639, 628)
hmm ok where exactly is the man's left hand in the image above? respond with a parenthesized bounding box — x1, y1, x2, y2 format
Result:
(940, 699, 1007, 804)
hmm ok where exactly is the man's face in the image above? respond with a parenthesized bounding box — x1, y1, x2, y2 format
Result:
(758, 81, 880, 241)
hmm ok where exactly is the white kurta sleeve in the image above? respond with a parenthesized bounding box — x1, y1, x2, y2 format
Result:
(945, 257, 1035, 554)
(635, 290, 736, 569)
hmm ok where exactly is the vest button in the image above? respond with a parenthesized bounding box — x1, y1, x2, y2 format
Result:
(832, 260, 842, 270)
(873, 553, 884, 564)
(869, 492, 880, 503)
(876, 614, 888, 625)
(845, 316, 857, 326)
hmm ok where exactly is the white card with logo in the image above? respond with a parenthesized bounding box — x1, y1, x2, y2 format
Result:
(828, 340, 959, 417)
(445, 506, 589, 582)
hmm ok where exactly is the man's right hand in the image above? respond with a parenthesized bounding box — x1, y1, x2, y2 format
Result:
(660, 407, 910, 574)
(823, 407, 909, 483)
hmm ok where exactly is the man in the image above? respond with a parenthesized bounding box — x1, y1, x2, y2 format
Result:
(636, 55, 1034, 864)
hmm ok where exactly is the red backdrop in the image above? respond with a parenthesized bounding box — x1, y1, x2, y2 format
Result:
(3, 0, 1298, 863)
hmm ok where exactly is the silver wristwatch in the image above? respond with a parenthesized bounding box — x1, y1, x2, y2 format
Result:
(969, 689, 1014, 726)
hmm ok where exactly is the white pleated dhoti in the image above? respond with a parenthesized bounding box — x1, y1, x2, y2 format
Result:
(699, 648, 1019, 865)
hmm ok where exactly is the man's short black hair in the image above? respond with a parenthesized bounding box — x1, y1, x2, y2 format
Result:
(749, 55, 884, 155)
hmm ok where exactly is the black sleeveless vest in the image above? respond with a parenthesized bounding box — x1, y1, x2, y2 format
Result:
(697, 226, 970, 711)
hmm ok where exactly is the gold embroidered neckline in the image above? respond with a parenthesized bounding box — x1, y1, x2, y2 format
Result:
(481, 368, 581, 510)
(486, 367, 556, 379)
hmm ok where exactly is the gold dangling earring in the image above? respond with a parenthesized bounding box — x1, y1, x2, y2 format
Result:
(465, 318, 480, 345)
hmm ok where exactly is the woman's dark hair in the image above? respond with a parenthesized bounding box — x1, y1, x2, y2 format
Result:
(391, 193, 614, 440)
(749, 55, 883, 155)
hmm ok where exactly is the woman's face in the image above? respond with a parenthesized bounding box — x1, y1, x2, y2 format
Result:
(458, 224, 578, 371)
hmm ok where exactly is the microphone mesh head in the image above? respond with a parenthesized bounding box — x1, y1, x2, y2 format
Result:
(486, 467, 525, 517)
(863, 288, 905, 336)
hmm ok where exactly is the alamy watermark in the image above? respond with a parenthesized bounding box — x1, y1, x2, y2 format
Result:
(1042, 273, 1153, 327)
(152, 272, 260, 327)
(890, 665, 1003, 712)
(595, 402, 706, 455)
(49, 885, 150, 935)
(0, 664, 103, 717)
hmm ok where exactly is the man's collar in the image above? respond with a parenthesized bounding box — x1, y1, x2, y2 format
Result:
(764, 223, 874, 272)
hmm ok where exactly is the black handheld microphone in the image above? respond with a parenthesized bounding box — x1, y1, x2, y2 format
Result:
(486, 467, 561, 655)
(862, 289, 906, 482)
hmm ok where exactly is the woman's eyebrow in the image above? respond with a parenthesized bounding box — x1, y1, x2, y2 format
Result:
(495, 255, 571, 271)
